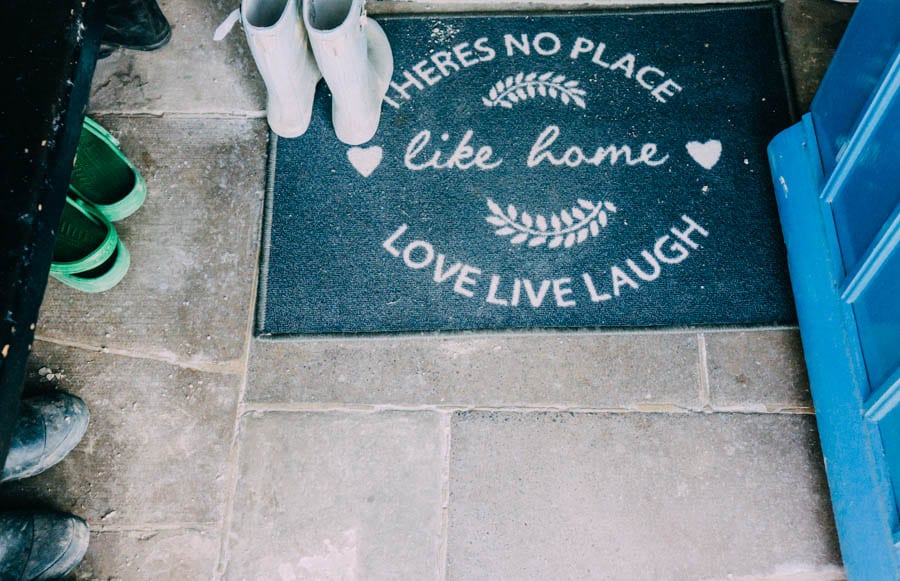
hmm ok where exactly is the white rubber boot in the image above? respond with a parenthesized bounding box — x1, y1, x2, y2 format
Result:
(303, 0, 394, 145)
(240, 0, 322, 138)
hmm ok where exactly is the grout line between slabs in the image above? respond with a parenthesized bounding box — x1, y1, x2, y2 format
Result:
(89, 522, 218, 533)
(438, 411, 452, 581)
(698, 332, 712, 410)
(237, 402, 815, 415)
(85, 110, 268, 120)
(213, 169, 268, 581)
(32, 334, 244, 375)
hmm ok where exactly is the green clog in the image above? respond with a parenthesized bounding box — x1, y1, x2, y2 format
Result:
(51, 240, 130, 293)
(50, 193, 118, 275)
(69, 117, 147, 222)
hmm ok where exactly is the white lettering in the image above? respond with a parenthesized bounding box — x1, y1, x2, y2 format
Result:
(486, 275, 508, 306)
(553, 278, 576, 307)
(454, 265, 481, 297)
(670, 215, 709, 249)
(533, 32, 561, 56)
(611, 266, 639, 296)
(433, 254, 462, 283)
(403, 240, 435, 270)
(523, 279, 551, 307)
(582, 273, 612, 302)
(405, 130, 502, 171)
(382, 224, 408, 257)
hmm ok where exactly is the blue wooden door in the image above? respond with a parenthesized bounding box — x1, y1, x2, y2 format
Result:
(768, 1, 900, 578)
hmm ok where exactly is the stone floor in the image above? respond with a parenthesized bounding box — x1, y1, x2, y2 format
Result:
(1, 0, 859, 578)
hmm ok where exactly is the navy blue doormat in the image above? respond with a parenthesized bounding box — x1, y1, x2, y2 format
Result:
(257, 3, 796, 335)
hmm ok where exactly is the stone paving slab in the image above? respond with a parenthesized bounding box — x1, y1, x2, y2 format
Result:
(447, 411, 841, 580)
(90, 0, 265, 115)
(706, 329, 812, 410)
(247, 332, 703, 408)
(782, 0, 858, 110)
(37, 116, 267, 367)
(0, 341, 240, 525)
(224, 411, 445, 580)
(76, 527, 218, 580)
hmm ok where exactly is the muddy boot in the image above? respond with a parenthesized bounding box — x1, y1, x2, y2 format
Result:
(1, 393, 90, 483)
(102, 0, 172, 51)
(0, 513, 89, 580)
(303, 0, 393, 145)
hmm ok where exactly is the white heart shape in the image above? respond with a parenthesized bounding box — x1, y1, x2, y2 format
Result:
(686, 140, 722, 170)
(347, 146, 383, 177)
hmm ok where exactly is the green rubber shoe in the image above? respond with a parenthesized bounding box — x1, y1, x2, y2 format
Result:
(50, 193, 118, 275)
(51, 239, 131, 293)
(70, 117, 147, 222)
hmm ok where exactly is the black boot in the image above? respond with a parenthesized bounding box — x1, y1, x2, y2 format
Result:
(0, 513, 89, 580)
(1, 393, 90, 483)
(101, 0, 172, 51)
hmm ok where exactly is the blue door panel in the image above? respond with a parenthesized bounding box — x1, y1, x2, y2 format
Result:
(852, 244, 900, 391)
(768, 1, 900, 578)
(878, 406, 900, 522)
(811, 3, 900, 174)
(828, 53, 900, 269)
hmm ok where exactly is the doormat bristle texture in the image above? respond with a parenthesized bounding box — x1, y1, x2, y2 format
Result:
(257, 3, 795, 335)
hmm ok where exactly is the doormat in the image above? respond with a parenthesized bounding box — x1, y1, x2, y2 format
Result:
(257, 3, 796, 335)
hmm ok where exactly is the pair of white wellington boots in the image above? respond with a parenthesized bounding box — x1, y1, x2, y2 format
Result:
(219, 0, 393, 144)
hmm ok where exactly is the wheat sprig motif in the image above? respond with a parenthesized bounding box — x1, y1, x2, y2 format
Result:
(486, 198, 617, 249)
(482, 72, 587, 109)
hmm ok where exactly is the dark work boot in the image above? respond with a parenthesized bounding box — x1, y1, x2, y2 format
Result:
(0, 513, 89, 580)
(101, 0, 172, 51)
(1, 393, 90, 483)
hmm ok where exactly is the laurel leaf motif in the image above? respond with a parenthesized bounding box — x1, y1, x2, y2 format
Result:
(484, 198, 615, 250)
(510, 233, 528, 244)
(487, 199, 504, 216)
(604, 201, 617, 212)
(482, 71, 588, 110)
